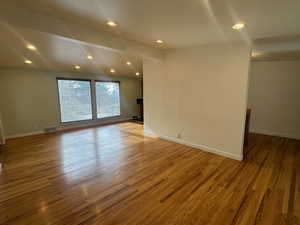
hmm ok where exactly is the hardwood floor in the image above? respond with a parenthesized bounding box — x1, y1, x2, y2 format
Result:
(0, 122, 299, 225)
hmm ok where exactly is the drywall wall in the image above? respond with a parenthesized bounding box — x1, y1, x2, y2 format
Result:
(0, 68, 142, 138)
(248, 60, 300, 140)
(144, 42, 251, 160)
(0, 113, 5, 145)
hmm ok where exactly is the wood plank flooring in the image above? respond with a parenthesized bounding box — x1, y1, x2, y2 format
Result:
(0, 122, 299, 225)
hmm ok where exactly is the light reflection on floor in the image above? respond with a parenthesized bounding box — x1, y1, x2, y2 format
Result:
(59, 125, 133, 184)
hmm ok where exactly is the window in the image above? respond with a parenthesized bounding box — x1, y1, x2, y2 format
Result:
(57, 79, 121, 123)
(57, 79, 93, 123)
(96, 81, 121, 118)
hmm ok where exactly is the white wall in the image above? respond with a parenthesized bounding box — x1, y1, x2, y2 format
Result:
(0, 68, 142, 138)
(248, 60, 300, 140)
(144, 42, 251, 161)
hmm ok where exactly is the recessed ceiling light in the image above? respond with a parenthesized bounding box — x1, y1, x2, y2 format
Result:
(27, 44, 36, 51)
(87, 55, 93, 60)
(25, 60, 32, 64)
(156, 40, 164, 44)
(107, 21, 117, 27)
(75, 65, 80, 70)
(110, 68, 115, 73)
(126, 61, 132, 66)
(251, 52, 262, 57)
(232, 23, 245, 30)
(136, 72, 140, 76)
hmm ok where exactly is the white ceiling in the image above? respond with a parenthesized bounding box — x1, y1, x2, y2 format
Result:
(0, 25, 143, 76)
(12, 0, 300, 47)
(1, 0, 300, 73)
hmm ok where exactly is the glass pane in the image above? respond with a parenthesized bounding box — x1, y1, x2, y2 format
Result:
(96, 82, 121, 118)
(58, 80, 92, 123)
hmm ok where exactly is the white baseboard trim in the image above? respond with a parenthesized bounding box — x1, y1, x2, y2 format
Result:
(6, 131, 45, 139)
(6, 117, 132, 140)
(250, 129, 300, 140)
(144, 129, 243, 161)
(57, 117, 132, 132)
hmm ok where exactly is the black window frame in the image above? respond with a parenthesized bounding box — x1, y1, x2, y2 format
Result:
(95, 80, 121, 119)
(56, 78, 94, 124)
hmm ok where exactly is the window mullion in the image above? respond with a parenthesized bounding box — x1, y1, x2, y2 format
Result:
(90, 79, 97, 120)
